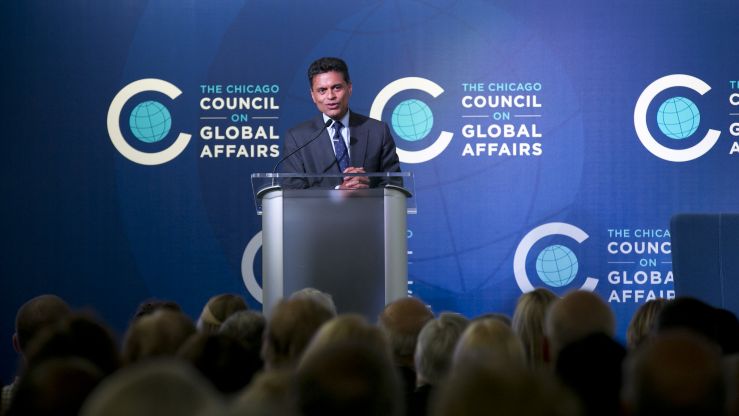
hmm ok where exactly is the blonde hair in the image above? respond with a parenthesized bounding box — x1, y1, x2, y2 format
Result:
(512, 288, 558, 370)
(626, 298, 667, 349)
(453, 318, 526, 372)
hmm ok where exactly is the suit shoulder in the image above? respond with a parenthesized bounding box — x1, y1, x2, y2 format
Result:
(350, 112, 389, 130)
(287, 118, 319, 136)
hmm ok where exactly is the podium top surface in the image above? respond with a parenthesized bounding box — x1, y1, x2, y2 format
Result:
(251, 172, 415, 215)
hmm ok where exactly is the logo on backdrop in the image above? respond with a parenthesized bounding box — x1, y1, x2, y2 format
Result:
(370, 77, 546, 163)
(241, 231, 263, 303)
(107, 79, 193, 165)
(605, 227, 674, 303)
(513, 222, 598, 293)
(634, 74, 735, 161)
(370, 77, 453, 164)
(108, 79, 282, 164)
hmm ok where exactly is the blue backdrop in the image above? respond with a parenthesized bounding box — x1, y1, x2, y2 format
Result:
(2, 0, 739, 382)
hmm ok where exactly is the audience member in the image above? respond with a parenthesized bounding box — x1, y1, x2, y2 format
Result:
(178, 332, 261, 394)
(452, 317, 526, 372)
(300, 314, 391, 367)
(410, 312, 468, 416)
(473, 312, 512, 326)
(229, 369, 297, 416)
(511, 288, 558, 370)
(622, 330, 725, 416)
(726, 354, 739, 416)
(2, 294, 71, 414)
(23, 313, 119, 376)
(261, 297, 333, 370)
(432, 365, 581, 416)
(130, 299, 181, 322)
(218, 309, 266, 356)
(296, 342, 403, 416)
(625, 298, 667, 350)
(122, 309, 195, 365)
(79, 359, 223, 416)
(378, 297, 434, 395)
(290, 287, 338, 316)
(544, 290, 614, 366)
(555, 333, 626, 416)
(6, 357, 103, 416)
(197, 293, 248, 333)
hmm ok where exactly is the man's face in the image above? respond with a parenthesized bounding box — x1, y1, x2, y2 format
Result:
(310, 71, 352, 119)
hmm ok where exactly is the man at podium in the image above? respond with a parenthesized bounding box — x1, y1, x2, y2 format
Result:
(282, 57, 400, 189)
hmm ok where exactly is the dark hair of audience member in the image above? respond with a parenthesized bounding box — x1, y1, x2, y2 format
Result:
(197, 293, 248, 333)
(6, 357, 104, 416)
(14, 294, 71, 353)
(23, 312, 119, 376)
(655, 297, 732, 353)
(219, 309, 265, 350)
(296, 341, 403, 416)
(511, 287, 558, 370)
(626, 298, 667, 350)
(78, 359, 222, 416)
(122, 309, 195, 365)
(130, 298, 181, 322)
(432, 365, 582, 416)
(622, 330, 726, 416)
(555, 333, 626, 416)
(178, 332, 262, 394)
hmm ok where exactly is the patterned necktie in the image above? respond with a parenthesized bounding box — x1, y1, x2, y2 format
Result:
(331, 120, 350, 172)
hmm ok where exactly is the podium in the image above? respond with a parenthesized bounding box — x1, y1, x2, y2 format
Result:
(251, 173, 416, 320)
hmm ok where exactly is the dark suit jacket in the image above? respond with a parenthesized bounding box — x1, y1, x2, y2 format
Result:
(281, 111, 401, 188)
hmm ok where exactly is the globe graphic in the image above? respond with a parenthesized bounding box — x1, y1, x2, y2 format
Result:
(391, 99, 433, 141)
(536, 245, 579, 287)
(656, 97, 700, 140)
(129, 100, 172, 143)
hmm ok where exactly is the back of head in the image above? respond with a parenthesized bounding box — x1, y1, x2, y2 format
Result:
(289, 287, 337, 316)
(178, 332, 261, 394)
(622, 330, 725, 416)
(15, 294, 71, 352)
(626, 298, 667, 350)
(262, 297, 334, 370)
(197, 293, 247, 333)
(378, 297, 434, 367)
(7, 357, 103, 416)
(24, 313, 119, 376)
(433, 365, 581, 416)
(415, 312, 469, 385)
(301, 314, 390, 367)
(545, 290, 615, 364)
(230, 369, 297, 416)
(453, 318, 526, 372)
(80, 359, 222, 416)
(297, 342, 402, 416)
(555, 333, 626, 416)
(657, 297, 739, 354)
(122, 309, 195, 365)
(219, 309, 266, 354)
(131, 299, 181, 321)
(512, 288, 558, 369)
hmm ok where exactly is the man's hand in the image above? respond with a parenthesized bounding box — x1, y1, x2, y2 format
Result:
(339, 166, 370, 190)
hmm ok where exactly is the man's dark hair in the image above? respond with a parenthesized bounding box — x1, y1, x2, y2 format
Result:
(308, 57, 350, 86)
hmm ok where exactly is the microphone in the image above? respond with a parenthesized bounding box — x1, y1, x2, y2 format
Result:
(258, 119, 333, 194)
(272, 118, 333, 175)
